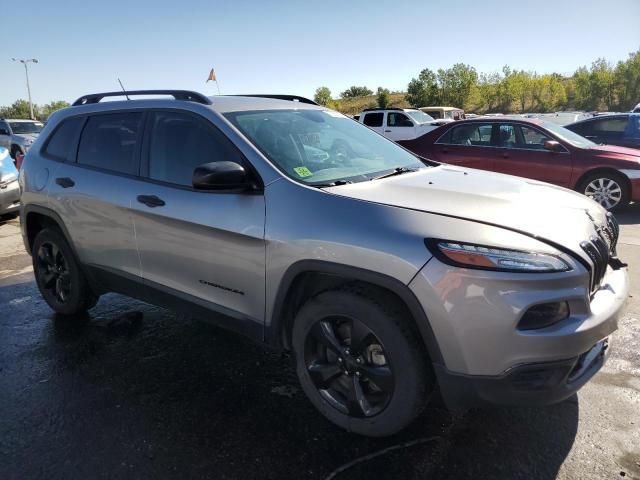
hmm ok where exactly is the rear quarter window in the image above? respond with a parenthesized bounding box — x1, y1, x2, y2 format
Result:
(363, 112, 383, 127)
(43, 117, 84, 161)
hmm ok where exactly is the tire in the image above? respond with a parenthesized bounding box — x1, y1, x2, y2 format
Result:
(32, 228, 98, 316)
(292, 287, 431, 437)
(577, 172, 630, 211)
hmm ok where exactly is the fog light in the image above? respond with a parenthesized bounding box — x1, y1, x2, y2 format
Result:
(518, 302, 569, 330)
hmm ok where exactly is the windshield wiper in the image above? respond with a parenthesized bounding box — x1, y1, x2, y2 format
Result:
(310, 179, 353, 188)
(370, 167, 420, 181)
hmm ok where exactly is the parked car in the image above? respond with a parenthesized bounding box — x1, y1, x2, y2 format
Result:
(399, 117, 640, 210)
(419, 106, 465, 121)
(0, 146, 20, 217)
(357, 107, 446, 141)
(540, 112, 592, 126)
(0, 118, 44, 160)
(565, 113, 640, 150)
(21, 90, 628, 437)
(633, 102, 640, 113)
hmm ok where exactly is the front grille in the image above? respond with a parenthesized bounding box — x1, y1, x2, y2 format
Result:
(580, 214, 619, 293)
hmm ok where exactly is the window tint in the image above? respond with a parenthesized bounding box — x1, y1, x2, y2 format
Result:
(0, 121, 9, 133)
(438, 123, 493, 146)
(77, 113, 143, 175)
(363, 112, 383, 127)
(387, 112, 413, 127)
(44, 117, 83, 161)
(497, 124, 516, 147)
(517, 125, 552, 150)
(148, 111, 240, 187)
(591, 118, 627, 133)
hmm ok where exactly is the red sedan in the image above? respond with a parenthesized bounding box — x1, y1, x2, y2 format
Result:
(399, 117, 640, 210)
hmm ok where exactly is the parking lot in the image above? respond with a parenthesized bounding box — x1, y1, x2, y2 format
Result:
(0, 206, 639, 480)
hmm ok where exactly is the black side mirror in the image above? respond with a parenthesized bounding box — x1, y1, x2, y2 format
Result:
(543, 140, 563, 152)
(192, 161, 253, 191)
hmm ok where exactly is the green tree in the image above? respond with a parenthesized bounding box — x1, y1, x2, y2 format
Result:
(436, 63, 478, 109)
(40, 100, 70, 120)
(313, 87, 332, 106)
(377, 87, 390, 108)
(0, 99, 32, 119)
(613, 50, 640, 110)
(504, 70, 533, 112)
(406, 68, 439, 107)
(340, 86, 373, 98)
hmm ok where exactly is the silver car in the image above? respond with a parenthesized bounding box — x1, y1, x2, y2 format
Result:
(20, 90, 629, 437)
(0, 146, 20, 216)
(0, 118, 44, 159)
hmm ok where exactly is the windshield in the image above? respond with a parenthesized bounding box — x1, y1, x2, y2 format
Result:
(225, 109, 426, 185)
(405, 110, 435, 124)
(540, 121, 596, 148)
(9, 121, 43, 134)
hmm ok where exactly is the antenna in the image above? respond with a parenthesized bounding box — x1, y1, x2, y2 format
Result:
(117, 78, 130, 100)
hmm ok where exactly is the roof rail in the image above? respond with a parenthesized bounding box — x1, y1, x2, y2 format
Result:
(72, 90, 212, 106)
(362, 107, 404, 112)
(230, 94, 318, 105)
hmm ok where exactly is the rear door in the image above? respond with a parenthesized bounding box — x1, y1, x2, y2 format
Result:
(431, 122, 494, 170)
(569, 116, 628, 146)
(384, 112, 417, 141)
(492, 123, 573, 187)
(131, 109, 266, 322)
(361, 112, 385, 136)
(47, 112, 143, 279)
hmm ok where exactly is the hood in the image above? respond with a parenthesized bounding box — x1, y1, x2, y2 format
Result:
(325, 165, 608, 258)
(588, 144, 640, 160)
(13, 133, 39, 145)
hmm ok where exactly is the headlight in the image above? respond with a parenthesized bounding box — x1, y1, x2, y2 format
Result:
(426, 240, 570, 273)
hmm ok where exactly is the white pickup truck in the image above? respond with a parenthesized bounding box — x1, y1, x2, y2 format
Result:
(357, 108, 450, 141)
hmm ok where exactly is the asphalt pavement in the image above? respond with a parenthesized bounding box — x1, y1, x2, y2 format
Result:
(0, 206, 639, 480)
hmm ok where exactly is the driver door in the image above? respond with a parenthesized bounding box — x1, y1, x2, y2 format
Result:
(130, 110, 266, 323)
(384, 112, 417, 141)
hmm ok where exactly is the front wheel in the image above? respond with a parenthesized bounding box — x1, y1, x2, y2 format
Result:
(292, 288, 431, 437)
(32, 228, 98, 316)
(578, 172, 629, 211)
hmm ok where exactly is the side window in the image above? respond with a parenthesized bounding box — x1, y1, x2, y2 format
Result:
(591, 118, 627, 134)
(363, 112, 383, 127)
(497, 124, 516, 147)
(439, 123, 493, 146)
(387, 112, 413, 127)
(147, 111, 241, 187)
(429, 111, 442, 119)
(43, 117, 84, 161)
(0, 121, 9, 134)
(77, 112, 143, 175)
(516, 125, 552, 150)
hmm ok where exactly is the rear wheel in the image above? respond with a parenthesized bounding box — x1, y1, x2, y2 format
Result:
(32, 228, 98, 316)
(578, 172, 629, 211)
(292, 288, 430, 437)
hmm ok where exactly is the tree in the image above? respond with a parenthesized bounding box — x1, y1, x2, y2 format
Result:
(377, 87, 390, 108)
(504, 70, 532, 112)
(406, 68, 439, 107)
(437, 63, 478, 109)
(340, 86, 373, 99)
(0, 99, 32, 119)
(313, 87, 332, 106)
(40, 100, 70, 120)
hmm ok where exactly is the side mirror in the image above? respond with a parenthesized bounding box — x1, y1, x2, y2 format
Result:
(192, 161, 253, 191)
(543, 140, 563, 152)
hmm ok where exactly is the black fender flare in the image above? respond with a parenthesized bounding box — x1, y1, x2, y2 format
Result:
(268, 260, 444, 365)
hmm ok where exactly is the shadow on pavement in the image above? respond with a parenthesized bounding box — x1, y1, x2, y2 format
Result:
(614, 202, 640, 225)
(0, 278, 579, 480)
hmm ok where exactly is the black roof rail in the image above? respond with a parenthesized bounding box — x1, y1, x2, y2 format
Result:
(362, 107, 405, 112)
(72, 90, 212, 106)
(230, 94, 318, 105)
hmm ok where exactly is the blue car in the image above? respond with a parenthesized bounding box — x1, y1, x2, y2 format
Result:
(0, 146, 20, 217)
(566, 113, 640, 150)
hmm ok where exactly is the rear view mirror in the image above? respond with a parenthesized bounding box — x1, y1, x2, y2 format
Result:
(192, 161, 253, 191)
(543, 140, 563, 152)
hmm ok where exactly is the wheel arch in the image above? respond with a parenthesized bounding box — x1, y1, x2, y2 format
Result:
(23, 205, 76, 257)
(574, 167, 631, 194)
(268, 260, 444, 366)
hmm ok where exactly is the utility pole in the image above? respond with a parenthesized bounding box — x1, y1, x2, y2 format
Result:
(11, 58, 38, 119)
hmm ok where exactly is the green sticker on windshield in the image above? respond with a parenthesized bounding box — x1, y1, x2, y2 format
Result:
(293, 166, 313, 178)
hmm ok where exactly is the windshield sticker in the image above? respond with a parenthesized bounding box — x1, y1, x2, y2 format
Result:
(293, 166, 313, 178)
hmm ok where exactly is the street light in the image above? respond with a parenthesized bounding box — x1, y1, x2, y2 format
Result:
(11, 58, 39, 120)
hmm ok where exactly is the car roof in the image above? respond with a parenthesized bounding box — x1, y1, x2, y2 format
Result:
(420, 106, 463, 111)
(208, 95, 325, 113)
(453, 117, 546, 126)
(3, 119, 41, 122)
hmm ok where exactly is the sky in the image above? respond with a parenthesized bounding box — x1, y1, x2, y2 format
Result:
(1, 0, 639, 107)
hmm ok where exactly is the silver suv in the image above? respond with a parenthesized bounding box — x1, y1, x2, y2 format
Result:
(0, 118, 44, 159)
(20, 90, 629, 437)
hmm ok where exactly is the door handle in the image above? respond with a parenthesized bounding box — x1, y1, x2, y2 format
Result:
(384, 129, 392, 132)
(55, 177, 75, 188)
(137, 195, 166, 208)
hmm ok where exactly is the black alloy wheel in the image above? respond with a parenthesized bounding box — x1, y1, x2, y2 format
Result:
(36, 241, 72, 303)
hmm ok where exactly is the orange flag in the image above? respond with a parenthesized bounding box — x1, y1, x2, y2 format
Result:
(206, 69, 217, 82)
